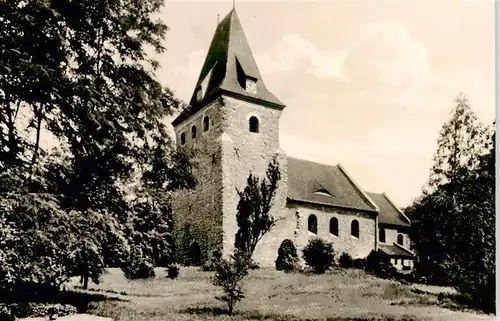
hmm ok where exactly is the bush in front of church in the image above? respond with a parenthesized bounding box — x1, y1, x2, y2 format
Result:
(302, 238, 336, 274)
(275, 239, 299, 272)
(339, 252, 354, 268)
(365, 250, 397, 279)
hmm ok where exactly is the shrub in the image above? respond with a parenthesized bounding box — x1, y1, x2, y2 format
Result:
(365, 250, 397, 279)
(275, 239, 299, 272)
(302, 238, 335, 274)
(212, 250, 250, 315)
(339, 252, 353, 268)
(122, 247, 155, 280)
(167, 264, 179, 279)
(353, 258, 367, 269)
(0, 303, 77, 319)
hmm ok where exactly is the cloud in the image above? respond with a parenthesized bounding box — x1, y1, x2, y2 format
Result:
(342, 22, 438, 88)
(255, 34, 347, 79)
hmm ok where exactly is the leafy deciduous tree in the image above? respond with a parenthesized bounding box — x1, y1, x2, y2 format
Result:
(234, 157, 281, 257)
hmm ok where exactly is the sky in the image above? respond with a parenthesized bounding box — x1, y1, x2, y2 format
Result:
(154, 0, 495, 207)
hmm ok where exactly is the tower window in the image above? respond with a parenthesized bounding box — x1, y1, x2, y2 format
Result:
(308, 214, 317, 234)
(397, 234, 404, 246)
(329, 217, 338, 236)
(351, 220, 359, 238)
(249, 116, 259, 133)
(191, 125, 197, 139)
(203, 116, 210, 132)
(379, 228, 386, 243)
(180, 132, 186, 145)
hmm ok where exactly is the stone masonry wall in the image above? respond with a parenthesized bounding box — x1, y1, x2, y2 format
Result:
(380, 226, 411, 249)
(171, 98, 226, 262)
(290, 202, 377, 260)
(219, 96, 287, 264)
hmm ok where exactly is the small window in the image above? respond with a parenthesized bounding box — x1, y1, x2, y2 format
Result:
(329, 217, 338, 236)
(191, 125, 197, 139)
(379, 228, 386, 243)
(249, 116, 259, 133)
(308, 214, 317, 234)
(397, 234, 404, 246)
(180, 132, 186, 145)
(351, 220, 359, 238)
(315, 188, 332, 197)
(203, 116, 210, 132)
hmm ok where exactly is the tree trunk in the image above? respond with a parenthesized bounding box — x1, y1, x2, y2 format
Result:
(83, 272, 89, 290)
(30, 110, 43, 169)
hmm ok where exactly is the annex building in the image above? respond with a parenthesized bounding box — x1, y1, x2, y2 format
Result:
(171, 9, 414, 270)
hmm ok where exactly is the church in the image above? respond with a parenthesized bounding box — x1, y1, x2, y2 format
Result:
(171, 8, 415, 270)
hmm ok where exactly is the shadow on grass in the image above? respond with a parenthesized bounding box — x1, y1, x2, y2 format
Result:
(0, 287, 127, 314)
(395, 289, 495, 315)
(183, 307, 424, 321)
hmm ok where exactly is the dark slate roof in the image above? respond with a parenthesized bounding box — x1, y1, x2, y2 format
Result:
(286, 157, 378, 213)
(366, 192, 410, 227)
(379, 244, 415, 259)
(172, 9, 285, 126)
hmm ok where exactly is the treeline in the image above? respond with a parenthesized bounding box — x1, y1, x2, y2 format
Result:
(0, 0, 195, 294)
(406, 94, 495, 313)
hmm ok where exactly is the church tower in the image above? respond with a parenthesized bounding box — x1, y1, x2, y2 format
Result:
(171, 9, 288, 265)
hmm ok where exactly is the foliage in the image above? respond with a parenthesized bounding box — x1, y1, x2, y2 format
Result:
(353, 258, 367, 270)
(0, 302, 77, 319)
(426, 93, 489, 191)
(0, 185, 72, 291)
(302, 238, 336, 274)
(234, 157, 281, 257)
(0, 0, 196, 292)
(275, 239, 299, 272)
(212, 250, 250, 315)
(167, 265, 180, 279)
(202, 250, 222, 272)
(339, 252, 354, 268)
(122, 246, 155, 280)
(406, 94, 494, 313)
(365, 250, 397, 279)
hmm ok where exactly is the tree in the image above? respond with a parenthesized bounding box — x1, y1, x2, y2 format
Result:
(0, 1, 67, 171)
(444, 128, 495, 312)
(426, 93, 489, 191)
(0, 0, 196, 291)
(406, 94, 495, 312)
(302, 238, 335, 274)
(212, 250, 250, 315)
(234, 157, 281, 257)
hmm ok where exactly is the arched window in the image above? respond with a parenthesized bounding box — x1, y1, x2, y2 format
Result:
(249, 116, 259, 133)
(379, 228, 386, 243)
(308, 214, 317, 234)
(180, 132, 186, 145)
(203, 116, 210, 132)
(351, 220, 359, 238)
(397, 234, 404, 246)
(329, 217, 338, 236)
(191, 125, 197, 139)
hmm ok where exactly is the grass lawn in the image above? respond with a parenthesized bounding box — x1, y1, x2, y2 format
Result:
(70, 267, 495, 321)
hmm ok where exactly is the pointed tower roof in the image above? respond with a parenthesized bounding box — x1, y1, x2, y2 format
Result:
(172, 9, 285, 126)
